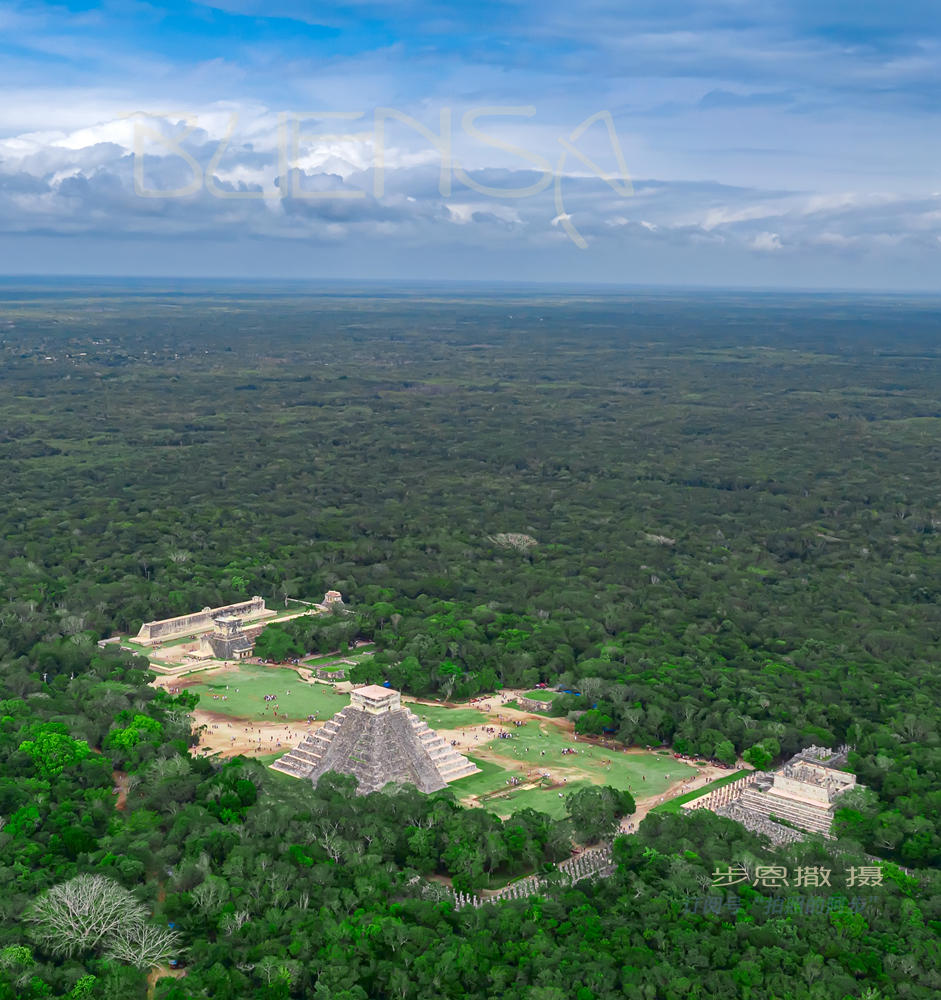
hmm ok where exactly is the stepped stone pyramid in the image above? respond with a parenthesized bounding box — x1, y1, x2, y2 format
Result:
(714, 745, 860, 841)
(271, 685, 479, 794)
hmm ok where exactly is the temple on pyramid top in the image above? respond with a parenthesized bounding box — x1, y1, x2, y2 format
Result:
(271, 685, 479, 794)
(351, 684, 402, 714)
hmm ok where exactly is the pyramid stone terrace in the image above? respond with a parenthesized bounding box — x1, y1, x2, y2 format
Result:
(201, 615, 255, 660)
(712, 745, 860, 840)
(271, 685, 479, 794)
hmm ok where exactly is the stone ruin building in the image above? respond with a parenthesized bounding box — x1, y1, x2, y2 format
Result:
(198, 615, 255, 661)
(315, 590, 345, 611)
(696, 745, 860, 844)
(271, 685, 479, 794)
(134, 596, 272, 645)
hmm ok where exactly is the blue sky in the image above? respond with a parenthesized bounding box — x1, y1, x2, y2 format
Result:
(1, 0, 940, 287)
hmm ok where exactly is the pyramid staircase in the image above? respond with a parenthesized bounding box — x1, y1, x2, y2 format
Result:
(270, 700, 479, 793)
(733, 787, 835, 837)
(270, 707, 356, 777)
(406, 712, 479, 783)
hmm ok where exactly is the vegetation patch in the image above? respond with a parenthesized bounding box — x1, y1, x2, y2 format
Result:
(186, 665, 350, 721)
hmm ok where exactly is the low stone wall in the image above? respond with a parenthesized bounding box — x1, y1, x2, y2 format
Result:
(682, 772, 759, 812)
(135, 597, 269, 645)
(441, 844, 615, 910)
(518, 696, 555, 713)
(314, 667, 347, 680)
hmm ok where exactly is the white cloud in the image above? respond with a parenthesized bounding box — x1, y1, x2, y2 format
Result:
(0, 105, 938, 272)
(750, 231, 783, 251)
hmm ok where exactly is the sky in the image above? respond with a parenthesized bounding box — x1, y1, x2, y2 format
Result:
(1, 0, 940, 287)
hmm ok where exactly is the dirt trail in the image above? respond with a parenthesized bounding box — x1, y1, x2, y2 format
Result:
(112, 771, 129, 811)
(623, 764, 736, 830)
(192, 708, 322, 758)
(147, 965, 185, 999)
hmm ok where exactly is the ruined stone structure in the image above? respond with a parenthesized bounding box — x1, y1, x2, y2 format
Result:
(199, 615, 254, 661)
(517, 695, 556, 713)
(134, 596, 271, 645)
(686, 745, 859, 842)
(441, 844, 615, 910)
(271, 685, 479, 793)
(315, 590, 345, 612)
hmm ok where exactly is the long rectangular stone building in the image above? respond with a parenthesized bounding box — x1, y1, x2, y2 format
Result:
(134, 596, 272, 645)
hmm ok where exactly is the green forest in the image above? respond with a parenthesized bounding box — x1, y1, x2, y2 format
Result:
(0, 283, 938, 998)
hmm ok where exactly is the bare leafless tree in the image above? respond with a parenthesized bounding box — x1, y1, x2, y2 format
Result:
(191, 876, 228, 914)
(220, 911, 250, 935)
(314, 821, 345, 862)
(25, 875, 147, 957)
(103, 922, 180, 970)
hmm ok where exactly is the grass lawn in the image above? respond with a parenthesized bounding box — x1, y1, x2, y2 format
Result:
(449, 726, 697, 820)
(450, 755, 591, 820)
(486, 781, 593, 820)
(342, 647, 375, 660)
(649, 769, 750, 815)
(151, 633, 208, 649)
(449, 757, 512, 798)
(479, 722, 696, 797)
(188, 665, 350, 721)
(403, 704, 486, 731)
(303, 645, 375, 665)
(522, 689, 560, 702)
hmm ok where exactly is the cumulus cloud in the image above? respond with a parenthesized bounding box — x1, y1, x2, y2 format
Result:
(0, 105, 939, 266)
(1, 1, 939, 283)
(750, 231, 783, 251)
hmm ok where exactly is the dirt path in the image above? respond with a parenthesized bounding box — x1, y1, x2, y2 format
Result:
(112, 771, 129, 811)
(192, 708, 322, 758)
(147, 966, 184, 999)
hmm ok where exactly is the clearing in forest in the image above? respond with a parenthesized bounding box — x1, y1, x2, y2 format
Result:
(178, 663, 352, 721)
(443, 715, 696, 818)
(163, 664, 705, 819)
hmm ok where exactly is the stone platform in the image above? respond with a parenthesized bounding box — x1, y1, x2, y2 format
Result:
(698, 745, 860, 842)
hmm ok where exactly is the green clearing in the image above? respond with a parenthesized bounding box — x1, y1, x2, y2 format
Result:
(448, 757, 512, 798)
(188, 665, 350, 721)
(150, 633, 212, 649)
(648, 769, 750, 815)
(484, 781, 592, 820)
(449, 756, 589, 819)
(303, 645, 375, 665)
(185, 664, 696, 819)
(403, 704, 486, 730)
(480, 722, 696, 797)
(522, 689, 560, 701)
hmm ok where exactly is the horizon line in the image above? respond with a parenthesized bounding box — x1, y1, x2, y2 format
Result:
(2, 275, 941, 297)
